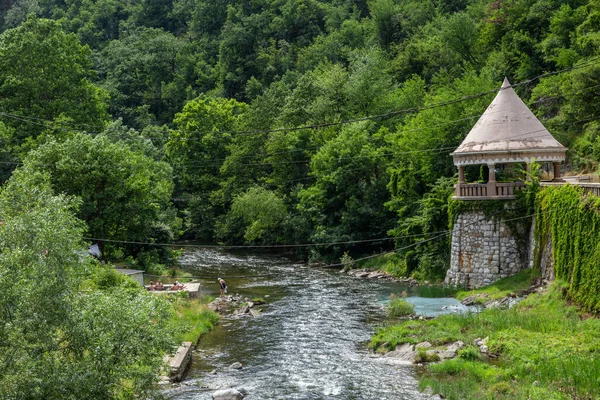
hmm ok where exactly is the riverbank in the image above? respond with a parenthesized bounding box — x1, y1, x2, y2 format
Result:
(159, 295, 219, 383)
(371, 273, 600, 399)
(170, 296, 219, 344)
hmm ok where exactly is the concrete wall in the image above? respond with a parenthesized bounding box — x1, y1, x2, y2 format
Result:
(445, 211, 530, 288)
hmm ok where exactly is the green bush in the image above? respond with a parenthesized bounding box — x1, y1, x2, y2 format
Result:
(340, 252, 355, 271)
(92, 266, 140, 290)
(388, 295, 415, 317)
(458, 345, 481, 361)
(415, 347, 440, 363)
(488, 381, 513, 396)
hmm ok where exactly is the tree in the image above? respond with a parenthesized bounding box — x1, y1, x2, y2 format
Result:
(369, 0, 403, 48)
(296, 121, 395, 260)
(217, 186, 288, 243)
(21, 132, 176, 260)
(100, 27, 186, 129)
(0, 17, 108, 156)
(440, 12, 480, 67)
(0, 169, 174, 399)
(167, 97, 248, 239)
(385, 72, 496, 279)
(3, 0, 41, 29)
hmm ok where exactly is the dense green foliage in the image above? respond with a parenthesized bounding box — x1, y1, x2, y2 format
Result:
(22, 132, 179, 263)
(170, 297, 220, 344)
(1, 0, 600, 275)
(372, 281, 600, 399)
(2, 0, 600, 394)
(0, 170, 174, 399)
(536, 184, 600, 312)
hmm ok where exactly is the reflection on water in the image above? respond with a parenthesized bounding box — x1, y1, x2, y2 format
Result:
(166, 249, 462, 400)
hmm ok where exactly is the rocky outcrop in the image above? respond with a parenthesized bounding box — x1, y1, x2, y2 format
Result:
(346, 269, 420, 286)
(460, 283, 548, 310)
(460, 293, 489, 306)
(383, 343, 417, 362)
(208, 297, 231, 313)
(384, 341, 465, 364)
(229, 362, 243, 370)
(208, 295, 264, 317)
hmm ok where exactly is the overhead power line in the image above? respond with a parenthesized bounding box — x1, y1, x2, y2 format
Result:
(1, 57, 598, 143)
(95, 211, 539, 281)
(84, 229, 452, 250)
(321, 212, 537, 268)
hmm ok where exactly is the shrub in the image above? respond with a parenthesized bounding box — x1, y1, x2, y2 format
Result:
(340, 252, 355, 271)
(488, 381, 513, 396)
(388, 294, 415, 317)
(458, 345, 481, 361)
(415, 347, 440, 363)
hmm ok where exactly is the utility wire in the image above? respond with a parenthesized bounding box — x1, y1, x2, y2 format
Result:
(164, 56, 600, 139)
(1, 58, 598, 142)
(320, 212, 538, 268)
(140, 211, 538, 279)
(84, 229, 453, 249)
(84, 209, 538, 252)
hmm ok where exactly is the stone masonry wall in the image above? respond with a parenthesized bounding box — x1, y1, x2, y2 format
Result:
(445, 211, 529, 288)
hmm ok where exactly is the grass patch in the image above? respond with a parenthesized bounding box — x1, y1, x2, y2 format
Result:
(415, 347, 440, 363)
(169, 296, 219, 344)
(374, 283, 600, 399)
(455, 268, 535, 304)
(388, 295, 415, 317)
(357, 253, 407, 277)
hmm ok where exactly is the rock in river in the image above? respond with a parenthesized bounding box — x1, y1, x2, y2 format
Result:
(229, 362, 243, 370)
(212, 388, 248, 400)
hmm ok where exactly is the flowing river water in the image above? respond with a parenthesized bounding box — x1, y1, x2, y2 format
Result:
(165, 249, 465, 400)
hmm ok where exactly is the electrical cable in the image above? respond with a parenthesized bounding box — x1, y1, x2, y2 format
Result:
(139, 211, 539, 279)
(84, 229, 453, 249)
(1, 58, 598, 142)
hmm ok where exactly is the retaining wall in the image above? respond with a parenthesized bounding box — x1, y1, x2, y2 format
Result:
(445, 211, 530, 288)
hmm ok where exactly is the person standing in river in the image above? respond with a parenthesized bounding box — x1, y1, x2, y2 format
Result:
(218, 277, 227, 296)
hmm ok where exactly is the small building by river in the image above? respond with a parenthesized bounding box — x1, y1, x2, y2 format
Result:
(114, 268, 145, 286)
(446, 78, 567, 288)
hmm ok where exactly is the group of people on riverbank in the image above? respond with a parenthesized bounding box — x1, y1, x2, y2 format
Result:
(145, 277, 227, 296)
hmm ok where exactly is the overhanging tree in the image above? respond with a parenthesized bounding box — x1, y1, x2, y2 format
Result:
(21, 132, 176, 261)
(0, 169, 174, 399)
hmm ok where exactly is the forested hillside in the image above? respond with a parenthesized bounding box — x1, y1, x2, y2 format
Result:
(1, 0, 599, 279)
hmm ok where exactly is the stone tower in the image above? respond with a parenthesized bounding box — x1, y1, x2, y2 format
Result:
(445, 78, 567, 288)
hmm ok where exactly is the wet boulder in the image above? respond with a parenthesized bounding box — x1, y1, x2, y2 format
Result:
(208, 298, 229, 314)
(229, 362, 243, 370)
(212, 388, 247, 400)
(384, 343, 416, 362)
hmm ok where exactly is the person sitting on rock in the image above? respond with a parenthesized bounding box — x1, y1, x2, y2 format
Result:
(172, 280, 185, 290)
(218, 277, 227, 296)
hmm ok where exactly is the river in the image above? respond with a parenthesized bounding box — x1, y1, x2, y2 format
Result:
(165, 249, 465, 400)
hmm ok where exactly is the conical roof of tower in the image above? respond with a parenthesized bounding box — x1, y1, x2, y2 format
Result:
(452, 78, 566, 166)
